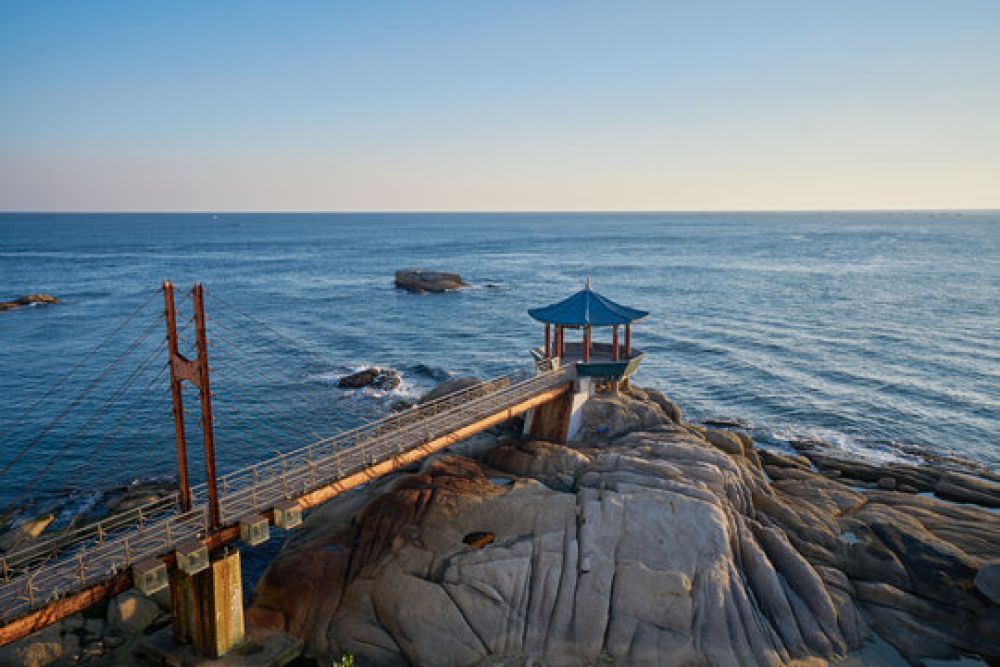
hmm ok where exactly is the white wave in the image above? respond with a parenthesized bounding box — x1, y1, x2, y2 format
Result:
(309, 364, 439, 402)
(769, 425, 917, 466)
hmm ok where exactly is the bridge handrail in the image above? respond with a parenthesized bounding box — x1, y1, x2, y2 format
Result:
(214, 368, 569, 522)
(0, 372, 524, 576)
(0, 494, 181, 573)
(211, 370, 531, 493)
(0, 366, 572, 623)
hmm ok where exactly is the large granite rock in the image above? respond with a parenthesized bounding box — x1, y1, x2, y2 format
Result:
(238, 389, 997, 666)
(394, 270, 467, 294)
(0, 294, 61, 312)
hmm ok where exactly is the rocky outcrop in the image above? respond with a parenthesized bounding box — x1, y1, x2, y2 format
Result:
(246, 385, 1000, 666)
(0, 588, 171, 667)
(0, 514, 55, 553)
(394, 270, 467, 294)
(788, 439, 1000, 508)
(338, 367, 401, 391)
(0, 294, 61, 312)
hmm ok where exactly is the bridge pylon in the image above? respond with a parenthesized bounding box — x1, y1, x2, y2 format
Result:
(161, 282, 244, 658)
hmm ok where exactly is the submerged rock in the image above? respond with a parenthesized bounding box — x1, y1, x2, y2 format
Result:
(0, 513, 55, 553)
(0, 293, 61, 312)
(338, 367, 401, 391)
(394, 269, 467, 294)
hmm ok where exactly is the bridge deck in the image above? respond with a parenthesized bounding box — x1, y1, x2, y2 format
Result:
(0, 367, 573, 641)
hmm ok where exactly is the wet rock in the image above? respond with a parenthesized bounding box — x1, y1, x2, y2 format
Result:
(83, 617, 105, 641)
(935, 471, 1000, 508)
(0, 293, 61, 312)
(760, 449, 813, 470)
(0, 624, 64, 667)
(0, 513, 55, 552)
(394, 269, 467, 294)
(974, 561, 1000, 605)
(338, 367, 400, 391)
(877, 476, 897, 490)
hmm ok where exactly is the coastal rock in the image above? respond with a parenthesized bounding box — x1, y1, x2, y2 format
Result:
(974, 561, 1000, 605)
(0, 293, 61, 312)
(0, 624, 65, 667)
(107, 590, 160, 636)
(338, 367, 400, 391)
(245, 387, 1000, 666)
(0, 514, 55, 552)
(394, 269, 467, 294)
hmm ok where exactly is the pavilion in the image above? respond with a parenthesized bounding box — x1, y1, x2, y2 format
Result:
(528, 280, 648, 381)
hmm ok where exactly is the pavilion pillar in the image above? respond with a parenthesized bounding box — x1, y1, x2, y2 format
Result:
(557, 327, 565, 358)
(544, 323, 551, 359)
(624, 324, 632, 358)
(612, 325, 620, 361)
(583, 326, 592, 363)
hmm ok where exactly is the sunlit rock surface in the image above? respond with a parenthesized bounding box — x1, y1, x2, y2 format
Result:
(248, 386, 999, 666)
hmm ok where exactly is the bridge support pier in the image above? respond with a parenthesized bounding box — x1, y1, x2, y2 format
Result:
(170, 548, 245, 658)
(524, 377, 593, 443)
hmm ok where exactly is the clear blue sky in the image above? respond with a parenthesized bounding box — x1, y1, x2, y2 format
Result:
(1, 1, 998, 211)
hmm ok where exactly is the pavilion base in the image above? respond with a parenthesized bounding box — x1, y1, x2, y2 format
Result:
(171, 549, 245, 659)
(524, 377, 594, 443)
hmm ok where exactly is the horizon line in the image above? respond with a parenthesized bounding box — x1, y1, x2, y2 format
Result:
(1, 207, 999, 215)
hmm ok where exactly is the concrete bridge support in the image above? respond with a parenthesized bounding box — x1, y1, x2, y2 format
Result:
(524, 377, 594, 443)
(170, 549, 245, 658)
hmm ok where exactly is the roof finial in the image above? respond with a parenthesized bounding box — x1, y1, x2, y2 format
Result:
(585, 275, 591, 290)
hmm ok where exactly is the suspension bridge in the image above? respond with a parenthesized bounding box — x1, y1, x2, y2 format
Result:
(0, 282, 578, 656)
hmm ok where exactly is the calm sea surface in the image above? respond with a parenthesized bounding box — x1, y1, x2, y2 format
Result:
(1, 212, 998, 519)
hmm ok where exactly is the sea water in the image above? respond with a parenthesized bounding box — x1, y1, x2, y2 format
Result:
(1, 211, 997, 516)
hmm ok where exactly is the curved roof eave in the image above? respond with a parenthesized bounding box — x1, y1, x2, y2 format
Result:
(528, 288, 649, 326)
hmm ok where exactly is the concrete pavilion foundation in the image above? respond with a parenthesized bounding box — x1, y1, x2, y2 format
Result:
(524, 376, 594, 443)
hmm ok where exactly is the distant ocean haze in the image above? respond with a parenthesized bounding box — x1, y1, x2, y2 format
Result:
(0, 211, 997, 516)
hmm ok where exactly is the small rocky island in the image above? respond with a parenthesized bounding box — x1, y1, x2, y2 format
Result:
(0, 294, 61, 312)
(394, 270, 467, 293)
(244, 383, 1000, 666)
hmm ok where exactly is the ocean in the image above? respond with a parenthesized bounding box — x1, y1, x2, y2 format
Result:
(1, 211, 998, 523)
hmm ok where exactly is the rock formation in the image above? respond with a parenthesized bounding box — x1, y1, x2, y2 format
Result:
(0, 588, 170, 667)
(247, 386, 1000, 666)
(0, 294, 61, 312)
(338, 368, 401, 391)
(394, 270, 467, 294)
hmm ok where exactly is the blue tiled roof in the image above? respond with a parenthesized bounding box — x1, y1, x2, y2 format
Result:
(528, 288, 649, 326)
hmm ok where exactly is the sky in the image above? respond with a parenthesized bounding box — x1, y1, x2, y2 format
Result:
(1, 1, 998, 212)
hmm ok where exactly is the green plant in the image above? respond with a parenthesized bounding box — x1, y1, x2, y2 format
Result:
(332, 651, 355, 667)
